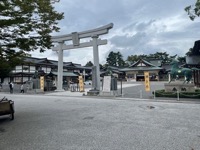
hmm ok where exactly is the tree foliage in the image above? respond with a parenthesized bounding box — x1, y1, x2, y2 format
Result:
(185, 0, 200, 20)
(0, 0, 64, 53)
(0, 50, 27, 82)
(185, 48, 193, 56)
(106, 51, 125, 67)
(85, 61, 93, 67)
(177, 56, 186, 63)
(106, 51, 180, 68)
(127, 55, 140, 64)
(126, 52, 173, 65)
(0, 0, 63, 82)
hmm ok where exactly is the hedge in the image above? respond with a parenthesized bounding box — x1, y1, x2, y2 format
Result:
(153, 89, 200, 99)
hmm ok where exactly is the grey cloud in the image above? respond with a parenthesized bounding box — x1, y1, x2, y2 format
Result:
(123, 20, 156, 32)
(157, 21, 200, 41)
(110, 32, 147, 48)
(42, 0, 200, 65)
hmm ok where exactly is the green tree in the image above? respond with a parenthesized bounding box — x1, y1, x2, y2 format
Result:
(99, 64, 104, 70)
(185, 0, 200, 20)
(85, 61, 93, 67)
(0, 50, 26, 83)
(177, 56, 186, 63)
(185, 48, 193, 56)
(106, 51, 116, 66)
(0, 0, 63, 82)
(127, 52, 171, 64)
(126, 55, 140, 64)
(149, 52, 170, 64)
(106, 51, 125, 67)
(116, 52, 126, 67)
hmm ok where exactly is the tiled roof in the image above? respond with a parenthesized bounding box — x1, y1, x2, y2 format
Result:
(120, 66, 162, 71)
(129, 58, 157, 67)
(50, 72, 78, 77)
(22, 57, 91, 70)
(149, 60, 162, 67)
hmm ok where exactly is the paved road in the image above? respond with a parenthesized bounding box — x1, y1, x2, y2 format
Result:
(0, 81, 179, 99)
(118, 81, 165, 99)
(0, 93, 200, 150)
(0, 81, 198, 102)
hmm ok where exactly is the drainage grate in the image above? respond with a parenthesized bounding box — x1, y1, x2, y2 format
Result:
(147, 106, 155, 109)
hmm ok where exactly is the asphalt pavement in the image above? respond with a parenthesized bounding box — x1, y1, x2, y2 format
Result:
(1, 81, 199, 103)
(0, 93, 200, 150)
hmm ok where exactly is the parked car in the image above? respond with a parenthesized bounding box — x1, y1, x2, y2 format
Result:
(84, 80, 92, 85)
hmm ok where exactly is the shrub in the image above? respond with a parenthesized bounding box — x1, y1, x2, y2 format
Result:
(154, 89, 200, 99)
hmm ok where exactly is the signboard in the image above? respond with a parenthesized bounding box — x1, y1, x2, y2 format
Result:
(103, 76, 111, 92)
(144, 72, 150, 91)
(79, 76, 84, 92)
(40, 76, 44, 91)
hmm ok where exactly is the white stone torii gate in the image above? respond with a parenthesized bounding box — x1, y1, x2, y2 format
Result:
(51, 23, 114, 91)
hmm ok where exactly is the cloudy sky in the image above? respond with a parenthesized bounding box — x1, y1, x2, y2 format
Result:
(31, 0, 200, 65)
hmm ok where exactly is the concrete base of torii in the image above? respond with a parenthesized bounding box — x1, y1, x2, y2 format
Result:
(87, 89, 100, 96)
(55, 89, 65, 92)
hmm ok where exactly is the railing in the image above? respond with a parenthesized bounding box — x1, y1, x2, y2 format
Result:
(154, 90, 200, 101)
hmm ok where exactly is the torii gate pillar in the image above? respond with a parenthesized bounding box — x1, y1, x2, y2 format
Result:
(57, 42, 64, 91)
(92, 35, 100, 90)
(51, 23, 113, 92)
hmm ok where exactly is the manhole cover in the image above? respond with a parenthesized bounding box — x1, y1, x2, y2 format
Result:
(147, 106, 155, 109)
(139, 105, 164, 110)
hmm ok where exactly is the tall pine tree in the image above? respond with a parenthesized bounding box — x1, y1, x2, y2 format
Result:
(106, 51, 125, 67)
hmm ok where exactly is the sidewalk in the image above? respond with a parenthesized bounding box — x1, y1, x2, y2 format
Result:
(44, 88, 91, 96)
(44, 83, 141, 97)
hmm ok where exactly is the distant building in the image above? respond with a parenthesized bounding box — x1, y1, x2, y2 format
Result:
(120, 58, 163, 81)
(6, 57, 92, 87)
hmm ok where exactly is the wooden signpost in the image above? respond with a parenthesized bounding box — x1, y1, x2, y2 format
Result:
(144, 72, 150, 92)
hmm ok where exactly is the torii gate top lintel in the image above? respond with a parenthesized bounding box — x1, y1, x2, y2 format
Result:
(51, 23, 113, 43)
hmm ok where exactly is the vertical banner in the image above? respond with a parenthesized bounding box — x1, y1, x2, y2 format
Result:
(144, 72, 150, 91)
(40, 76, 44, 91)
(79, 76, 84, 92)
